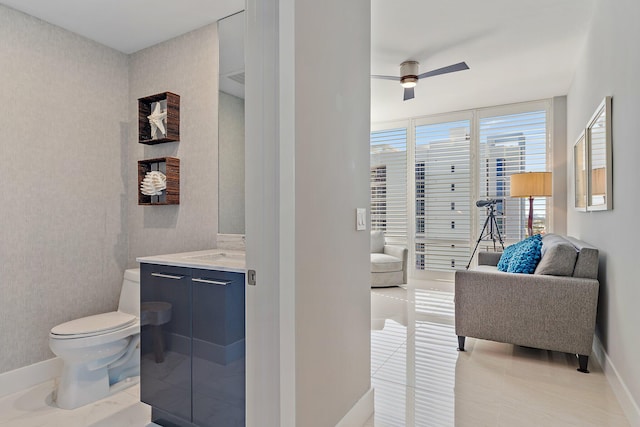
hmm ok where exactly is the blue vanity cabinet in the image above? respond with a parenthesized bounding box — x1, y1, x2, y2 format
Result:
(140, 264, 192, 424)
(192, 270, 245, 426)
(140, 263, 245, 427)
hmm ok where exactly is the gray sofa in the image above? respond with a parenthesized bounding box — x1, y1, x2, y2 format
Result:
(455, 234, 600, 372)
(370, 230, 408, 287)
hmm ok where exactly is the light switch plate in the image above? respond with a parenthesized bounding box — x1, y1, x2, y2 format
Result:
(356, 208, 366, 231)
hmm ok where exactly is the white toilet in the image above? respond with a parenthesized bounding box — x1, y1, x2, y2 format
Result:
(49, 268, 141, 410)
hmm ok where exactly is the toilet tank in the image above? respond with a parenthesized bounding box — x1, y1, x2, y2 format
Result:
(118, 268, 140, 317)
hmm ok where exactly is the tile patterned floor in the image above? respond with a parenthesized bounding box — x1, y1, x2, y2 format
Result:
(0, 381, 153, 427)
(364, 282, 629, 426)
(0, 280, 631, 426)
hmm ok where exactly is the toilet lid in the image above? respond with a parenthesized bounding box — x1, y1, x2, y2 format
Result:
(51, 312, 136, 337)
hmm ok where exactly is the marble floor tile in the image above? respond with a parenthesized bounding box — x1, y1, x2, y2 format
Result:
(0, 279, 631, 427)
(0, 380, 153, 427)
(367, 280, 630, 427)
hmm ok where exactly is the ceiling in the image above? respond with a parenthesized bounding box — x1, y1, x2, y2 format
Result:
(2, 0, 594, 121)
(371, 0, 596, 122)
(0, 0, 244, 54)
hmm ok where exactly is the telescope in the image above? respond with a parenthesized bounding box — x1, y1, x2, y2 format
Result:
(467, 199, 505, 269)
(475, 199, 499, 208)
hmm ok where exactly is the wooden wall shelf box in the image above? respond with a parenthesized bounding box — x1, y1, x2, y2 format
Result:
(138, 157, 180, 205)
(138, 92, 180, 145)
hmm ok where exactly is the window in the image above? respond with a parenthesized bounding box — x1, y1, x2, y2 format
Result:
(370, 126, 407, 245)
(371, 101, 551, 274)
(415, 119, 471, 272)
(370, 166, 387, 230)
(478, 110, 548, 240)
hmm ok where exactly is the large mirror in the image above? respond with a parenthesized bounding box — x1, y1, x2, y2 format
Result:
(586, 96, 612, 211)
(573, 131, 587, 211)
(218, 11, 245, 234)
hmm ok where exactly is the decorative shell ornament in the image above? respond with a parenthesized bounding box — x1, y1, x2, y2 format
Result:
(147, 102, 167, 140)
(140, 171, 167, 196)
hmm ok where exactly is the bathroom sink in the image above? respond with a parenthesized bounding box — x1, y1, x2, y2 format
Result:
(184, 252, 244, 262)
(138, 249, 245, 271)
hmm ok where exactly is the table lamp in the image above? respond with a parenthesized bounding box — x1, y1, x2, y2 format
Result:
(510, 172, 552, 237)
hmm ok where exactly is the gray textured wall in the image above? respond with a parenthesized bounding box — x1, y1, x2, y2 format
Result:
(0, 6, 220, 374)
(127, 23, 219, 265)
(218, 91, 245, 234)
(0, 5, 129, 372)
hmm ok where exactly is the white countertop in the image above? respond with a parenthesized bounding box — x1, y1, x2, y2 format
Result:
(137, 249, 245, 273)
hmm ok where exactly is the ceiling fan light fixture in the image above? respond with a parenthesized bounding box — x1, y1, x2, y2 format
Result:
(400, 77, 417, 88)
(399, 60, 419, 89)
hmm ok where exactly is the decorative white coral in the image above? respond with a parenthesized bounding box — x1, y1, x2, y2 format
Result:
(140, 171, 167, 196)
(147, 102, 167, 140)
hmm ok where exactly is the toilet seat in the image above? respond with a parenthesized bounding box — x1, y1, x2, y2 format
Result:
(51, 312, 136, 339)
(50, 320, 139, 351)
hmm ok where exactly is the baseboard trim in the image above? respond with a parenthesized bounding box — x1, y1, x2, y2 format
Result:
(0, 358, 62, 399)
(335, 387, 374, 427)
(593, 335, 640, 426)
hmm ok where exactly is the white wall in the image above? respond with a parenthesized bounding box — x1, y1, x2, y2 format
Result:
(566, 0, 640, 419)
(245, 0, 282, 424)
(551, 96, 568, 235)
(245, 0, 371, 425)
(127, 24, 219, 265)
(0, 5, 129, 373)
(293, 0, 372, 424)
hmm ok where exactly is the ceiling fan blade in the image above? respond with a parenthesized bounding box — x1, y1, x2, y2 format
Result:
(418, 61, 469, 79)
(403, 87, 415, 101)
(371, 74, 400, 81)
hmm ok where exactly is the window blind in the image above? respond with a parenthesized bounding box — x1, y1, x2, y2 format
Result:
(370, 127, 408, 245)
(415, 120, 471, 272)
(478, 110, 548, 241)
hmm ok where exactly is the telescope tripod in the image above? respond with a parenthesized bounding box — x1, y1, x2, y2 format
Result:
(466, 204, 505, 269)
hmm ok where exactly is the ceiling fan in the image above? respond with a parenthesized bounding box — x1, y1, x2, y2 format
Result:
(372, 60, 470, 101)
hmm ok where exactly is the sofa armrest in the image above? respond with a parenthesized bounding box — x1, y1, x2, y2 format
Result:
(477, 251, 502, 266)
(384, 245, 408, 283)
(455, 269, 599, 356)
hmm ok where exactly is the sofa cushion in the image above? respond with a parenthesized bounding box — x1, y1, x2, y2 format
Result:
(473, 265, 511, 274)
(506, 234, 542, 273)
(371, 230, 385, 253)
(371, 253, 402, 273)
(497, 243, 518, 271)
(497, 234, 543, 274)
(534, 234, 578, 276)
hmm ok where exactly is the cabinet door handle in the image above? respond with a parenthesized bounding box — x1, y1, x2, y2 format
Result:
(192, 278, 231, 286)
(151, 272, 185, 280)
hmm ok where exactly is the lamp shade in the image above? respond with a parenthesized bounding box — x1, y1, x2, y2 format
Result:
(510, 172, 552, 197)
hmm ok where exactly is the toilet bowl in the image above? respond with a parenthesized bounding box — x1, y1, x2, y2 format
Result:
(49, 268, 141, 410)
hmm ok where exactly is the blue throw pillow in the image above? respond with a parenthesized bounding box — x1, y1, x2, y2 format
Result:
(506, 234, 543, 274)
(497, 234, 543, 274)
(497, 243, 518, 271)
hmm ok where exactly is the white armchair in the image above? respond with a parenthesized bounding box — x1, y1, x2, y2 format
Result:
(370, 230, 408, 287)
